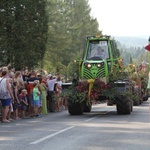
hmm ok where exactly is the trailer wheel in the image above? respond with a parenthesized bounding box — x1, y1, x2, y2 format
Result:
(139, 98, 143, 104)
(133, 99, 140, 106)
(143, 96, 148, 101)
(116, 95, 132, 115)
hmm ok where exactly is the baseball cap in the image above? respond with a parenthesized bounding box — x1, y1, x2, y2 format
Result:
(48, 73, 52, 77)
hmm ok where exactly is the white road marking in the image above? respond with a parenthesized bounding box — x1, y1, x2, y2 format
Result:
(29, 126, 75, 144)
(84, 108, 114, 122)
(84, 115, 101, 122)
(30, 108, 114, 145)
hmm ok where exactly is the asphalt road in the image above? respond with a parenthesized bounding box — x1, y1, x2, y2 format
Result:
(0, 100, 150, 150)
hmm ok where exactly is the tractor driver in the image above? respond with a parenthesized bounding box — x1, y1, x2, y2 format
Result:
(94, 46, 105, 59)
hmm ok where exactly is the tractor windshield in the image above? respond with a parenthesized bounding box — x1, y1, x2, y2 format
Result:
(87, 40, 109, 60)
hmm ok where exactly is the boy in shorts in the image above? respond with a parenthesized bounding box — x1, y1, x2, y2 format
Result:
(19, 89, 28, 119)
(33, 80, 41, 117)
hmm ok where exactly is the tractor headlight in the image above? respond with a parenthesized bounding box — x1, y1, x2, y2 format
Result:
(85, 63, 92, 68)
(87, 64, 92, 68)
(97, 63, 101, 68)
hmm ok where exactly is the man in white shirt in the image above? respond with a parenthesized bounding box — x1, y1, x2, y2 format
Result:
(47, 74, 57, 112)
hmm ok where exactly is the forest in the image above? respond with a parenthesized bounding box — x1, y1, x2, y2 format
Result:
(0, 0, 150, 75)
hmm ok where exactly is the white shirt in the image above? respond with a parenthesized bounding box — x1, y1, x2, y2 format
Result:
(47, 79, 57, 91)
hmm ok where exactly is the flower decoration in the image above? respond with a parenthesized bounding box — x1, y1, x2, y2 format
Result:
(74, 78, 113, 101)
(61, 78, 115, 104)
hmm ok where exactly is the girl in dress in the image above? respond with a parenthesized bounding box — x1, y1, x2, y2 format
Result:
(38, 77, 47, 115)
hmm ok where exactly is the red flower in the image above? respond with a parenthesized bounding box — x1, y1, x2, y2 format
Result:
(74, 78, 111, 100)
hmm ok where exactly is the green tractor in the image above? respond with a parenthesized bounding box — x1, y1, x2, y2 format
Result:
(64, 35, 133, 115)
(80, 35, 120, 81)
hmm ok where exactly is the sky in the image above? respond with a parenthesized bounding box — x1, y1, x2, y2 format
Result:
(88, 0, 150, 37)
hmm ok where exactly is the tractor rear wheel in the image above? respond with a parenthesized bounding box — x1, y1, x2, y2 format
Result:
(116, 95, 132, 115)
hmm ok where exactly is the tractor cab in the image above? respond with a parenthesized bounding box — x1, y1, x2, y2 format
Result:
(80, 35, 120, 82)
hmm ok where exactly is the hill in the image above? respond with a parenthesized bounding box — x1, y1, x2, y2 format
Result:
(114, 36, 148, 48)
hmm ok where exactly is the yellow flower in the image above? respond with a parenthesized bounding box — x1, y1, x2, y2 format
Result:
(87, 79, 94, 83)
(87, 79, 95, 97)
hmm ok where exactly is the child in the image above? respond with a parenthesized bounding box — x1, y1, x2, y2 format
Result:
(19, 89, 28, 119)
(54, 82, 60, 112)
(33, 80, 41, 117)
(56, 76, 63, 111)
(12, 81, 20, 119)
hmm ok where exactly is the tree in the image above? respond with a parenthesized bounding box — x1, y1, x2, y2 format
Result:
(44, 0, 101, 73)
(0, 0, 48, 69)
(0, 0, 100, 73)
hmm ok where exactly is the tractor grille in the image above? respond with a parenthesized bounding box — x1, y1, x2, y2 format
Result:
(82, 63, 106, 79)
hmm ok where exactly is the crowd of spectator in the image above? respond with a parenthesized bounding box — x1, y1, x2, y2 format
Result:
(0, 65, 67, 123)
